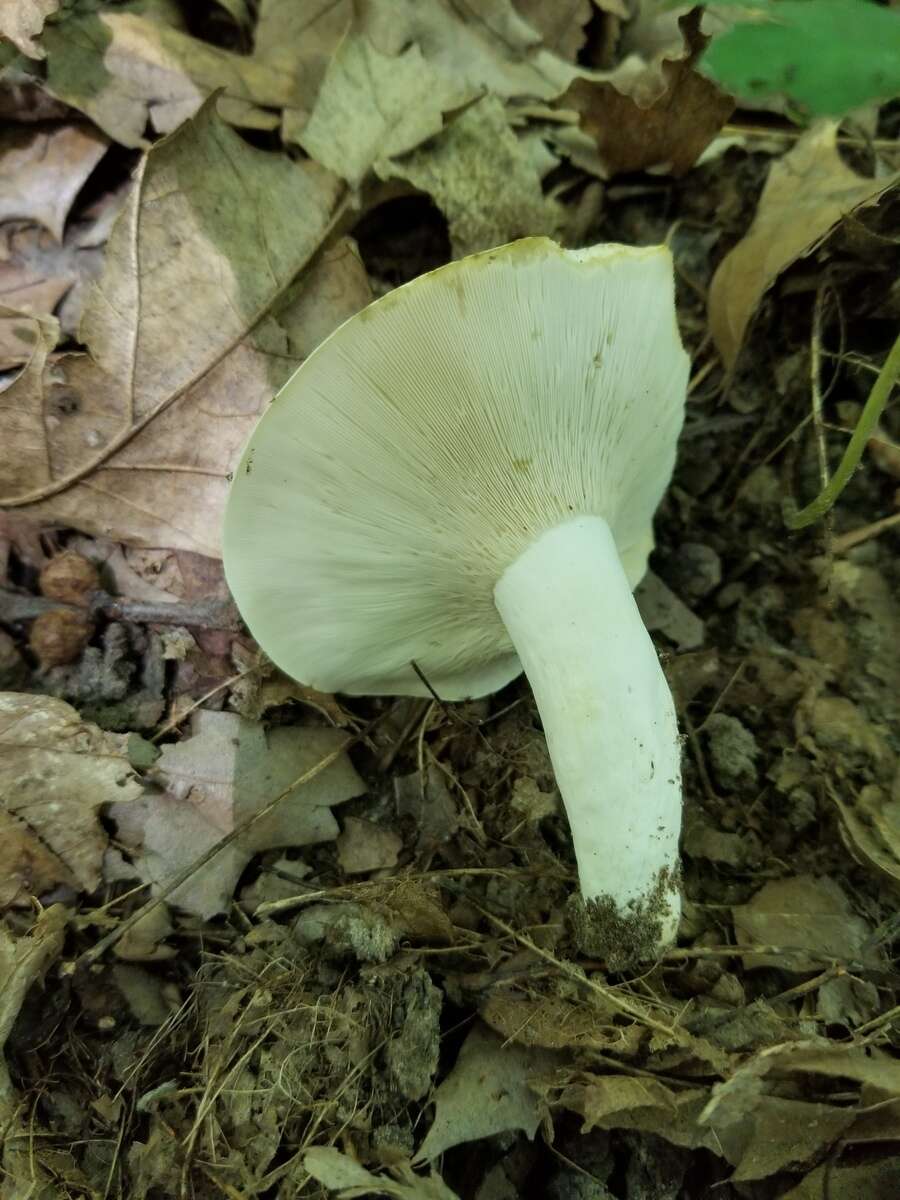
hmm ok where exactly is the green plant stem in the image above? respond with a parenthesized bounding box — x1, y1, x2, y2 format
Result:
(786, 327, 900, 530)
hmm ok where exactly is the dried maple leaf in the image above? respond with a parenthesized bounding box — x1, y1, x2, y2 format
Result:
(0, 693, 143, 907)
(709, 121, 900, 368)
(560, 9, 734, 180)
(0, 101, 365, 556)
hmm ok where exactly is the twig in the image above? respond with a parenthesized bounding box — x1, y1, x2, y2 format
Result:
(0, 586, 241, 630)
(833, 509, 900, 554)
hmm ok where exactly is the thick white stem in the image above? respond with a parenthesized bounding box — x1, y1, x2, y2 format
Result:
(494, 515, 681, 960)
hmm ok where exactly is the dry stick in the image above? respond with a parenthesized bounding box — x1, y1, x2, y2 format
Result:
(0, 586, 241, 629)
(806, 284, 836, 556)
(77, 711, 387, 968)
(833, 508, 900, 554)
(786, 326, 900, 529)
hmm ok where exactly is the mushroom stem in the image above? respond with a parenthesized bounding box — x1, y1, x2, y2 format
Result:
(493, 515, 682, 963)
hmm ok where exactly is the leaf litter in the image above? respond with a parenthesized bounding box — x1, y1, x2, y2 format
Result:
(0, 1, 900, 1198)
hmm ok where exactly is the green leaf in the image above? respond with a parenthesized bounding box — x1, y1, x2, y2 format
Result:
(699, 0, 900, 117)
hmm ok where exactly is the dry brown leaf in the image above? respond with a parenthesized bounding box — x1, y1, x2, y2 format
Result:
(0, 904, 67, 1148)
(709, 121, 900, 367)
(0, 0, 59, 58)
(380, 95, 562, 256)
(336, 816, 403, 874)
(297, 32, 464, 188)
(0, 125, 107, 240)
(0, 303, 58, 372)
(482, 991, 644, 1055)
(108, 710, 365, 918)
(253, 0, 353, 143)
(0, 693, 143, 907)
(305, 1148, 461, 1200)
(515, 0, 594, 62)
(732, 875, 875, 971)
(41, 9, 298, 147)
(560, 10, 734, 180)
(782, 1160, 900, 1200)
(0, 101, 365, 555)
(415, 1024, 552, 1162)
(360, 0, 575, 102)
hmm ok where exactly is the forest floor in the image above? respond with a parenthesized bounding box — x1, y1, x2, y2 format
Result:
(1, 4, 900, 1199)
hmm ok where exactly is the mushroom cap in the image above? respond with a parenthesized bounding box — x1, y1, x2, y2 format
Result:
(223, 238, 689, 700)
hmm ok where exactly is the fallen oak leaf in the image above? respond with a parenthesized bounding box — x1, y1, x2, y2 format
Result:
(708, 120, 900, 368)
(0, 99, 366, 555)
(0, 692, 143, 908)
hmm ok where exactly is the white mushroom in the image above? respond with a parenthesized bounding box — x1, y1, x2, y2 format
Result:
(223, 238, 690, 965)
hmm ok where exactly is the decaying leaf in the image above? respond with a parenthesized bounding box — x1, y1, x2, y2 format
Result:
(359, 0, 575, 105)
(305, 1147, 461, 1200)
(253, 0, 352, 140)
(380, 95, 562, 256)
(108, 710, 365, 918)
(415, 1023, 552, 1162)
(0, 303, 58, 373)
(298, 31, 463, 188)
(40, 9, 297, 147)
(0, 903, 67, 1191)
(782, 1159, 900, 1200)
(708, 121, 899, 367)
(0, 125, 107, 240)
(481, 990, 645, 1056)
(0, 692, 143, 907)
(336, 816, 403, 874)
(0, 184, 125, 343)
(561, 10, 734, 179)
(0, 101, 366, 555)
(0, 0, 59, 58)
(732, 875, 875, 971)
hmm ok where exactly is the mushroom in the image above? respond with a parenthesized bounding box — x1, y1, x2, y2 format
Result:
(223, 237, 689, 965)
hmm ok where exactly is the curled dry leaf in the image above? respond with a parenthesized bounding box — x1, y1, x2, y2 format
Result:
(0, 693, 143, 908)
(0, 0, 59, 59)
(708, 121, 900, 368)
(560, 10, 734, 180)
(0, 124, 108, 241)
(108, 710, 365, 918)
(0, 101, 367, 555)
